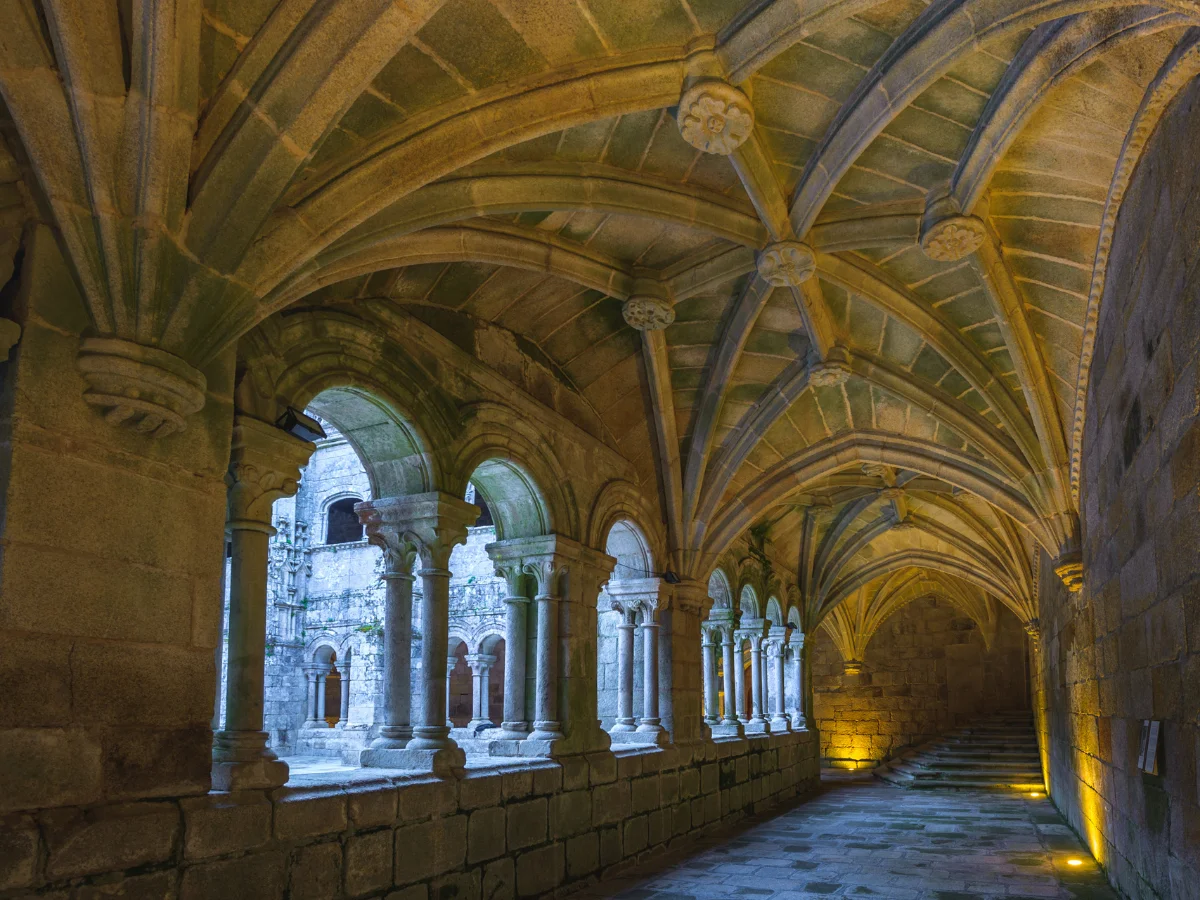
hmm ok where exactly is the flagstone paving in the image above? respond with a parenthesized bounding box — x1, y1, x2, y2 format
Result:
(577, 774, 1117, 900)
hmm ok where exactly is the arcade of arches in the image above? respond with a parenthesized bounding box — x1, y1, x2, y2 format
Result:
(0, 2, 1197, 898)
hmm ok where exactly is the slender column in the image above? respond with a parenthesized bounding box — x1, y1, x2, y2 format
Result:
(717, 625, 744, 736)
(304, 668, 318, 725)
(768, 633, 791, 732)
(637, 612, 662, 732)
(529, 585, 562, 741)
(611, 607, 637, 733)
(357, 493, 476, 773)
(761, 651, 770, 712)
(791, 636, 808, 730)
(445, 656, 457, 727)
(213, 415, 314, 791)
(315, 672, 328, 725)
(338, 662, 351, 727)
(466, 653, 496, 729)
(701, 628, 719, 725)
(369, 550, 416, 750)
(498, 590, 530, 739)
(212, 546, 229, 730)
(731, 636, 746, 722)
(748, 635, 767, 730)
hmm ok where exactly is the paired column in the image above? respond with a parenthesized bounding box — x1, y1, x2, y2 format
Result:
(488, 535, 615, 757)
(315, 671, 328, 724)
(445, 656, 457, 727)
(712, 613, 744, 738)
(746, 632, 767, 732)
(767, 627, 791, 732)
(213, 415, 315, 791)
(367, 548, 417, 750)
(358, 492, 478, 774)
(466, 653, 496, 728)
(605, 578, 669, 746)
(303, 666, 320, 726)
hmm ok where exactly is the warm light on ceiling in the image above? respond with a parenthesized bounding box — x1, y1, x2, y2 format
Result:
(1067, 859, 1083, 867)
(1029, 792, 1041, 797)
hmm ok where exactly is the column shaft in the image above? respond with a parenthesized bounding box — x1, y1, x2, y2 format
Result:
(723, 634, 739, 724)
(408, 567, 457, 751)
(374, 569, 415, 747)
(612, 618, 636, 731)
(530, 594, 562, 740)
(500, 598, 529, 738)
(749, 639, 764, 724)
(702, 635, 719, 724)
(637, 621, 661, 730)
(316, 673, 328, 724)
(339, 666, 351, 727)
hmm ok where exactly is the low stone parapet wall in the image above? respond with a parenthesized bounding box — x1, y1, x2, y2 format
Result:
(0, 731, 820, 899)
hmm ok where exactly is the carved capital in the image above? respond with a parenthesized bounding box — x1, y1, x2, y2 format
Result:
(843, 659, 864, 675)
(606, 576, 670, 615)
(1054, 551, 1084, 593)
(1023, 618, 1041, 642)
(756, 241, 816, 287)
(808, 345, 852, 388)
(677, 79, 754, 155)
(622, 274, 675, 331)
(0, 317, 20, 360)
(357, 493, 478, 571)
(486, 534, 615, 604)
(226, 415, 315, 528)
(77, 337, 207, 438)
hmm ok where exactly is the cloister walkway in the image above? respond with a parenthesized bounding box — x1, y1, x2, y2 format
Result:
(579, 773, 1117, 900)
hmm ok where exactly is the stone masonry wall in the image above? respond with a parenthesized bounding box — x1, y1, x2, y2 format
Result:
(1035, 75, 1200, 900)
(812, 598, 1030, 767)
(0, 733, 820, 899)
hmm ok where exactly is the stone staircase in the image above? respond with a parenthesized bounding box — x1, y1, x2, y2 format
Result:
(875, 713, 1044, 791)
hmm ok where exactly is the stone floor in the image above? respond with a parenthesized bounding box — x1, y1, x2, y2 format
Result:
(577, 772, 1118, 900)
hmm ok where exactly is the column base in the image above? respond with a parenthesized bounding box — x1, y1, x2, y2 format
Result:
(467, 718, 495, 730)
(304, 721, 332, 730)
(407, 725, 458, 751)
(745, 719, 771, 735)
(609, 720, 637, 733)
(370, 726, 413, 749)
(791, 714, 808, 730)
(211, 757, 290, 791)
(770, 715, 793, 732)
(711, 722, 745, 738)
(360, 746, 465, 775)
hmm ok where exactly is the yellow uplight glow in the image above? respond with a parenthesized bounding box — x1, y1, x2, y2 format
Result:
(1029, 792, 1041, 798)
(1067, 859, 1083, 867)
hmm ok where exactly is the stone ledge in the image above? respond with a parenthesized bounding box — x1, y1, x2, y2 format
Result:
(0, 731, 819, 897)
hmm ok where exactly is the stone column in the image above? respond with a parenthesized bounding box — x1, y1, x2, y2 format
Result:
(212, 415, 314, 791)
(338, 662, 351, 727)
(791, 635, 808, 730)
(366, 547, 416, 751)
(701, 626, 719, 725)
(637, 608, 663, 735)
(610, 604, 637, 733)
(768, 629, 791, 732)
(357, 492, 477, 774)
(445, 656, 457, 728)
(303, 667, 318, 726)
(732, 634, 746, 723)
(529, 571, 563, 745)
(466, 653, 496, 729)
(489, 560, 530, 742)
(657, 581, 711, 748)
(716, 623, 743, 737)
(746, 632, 768, 733)
(315, 671, 329, 726)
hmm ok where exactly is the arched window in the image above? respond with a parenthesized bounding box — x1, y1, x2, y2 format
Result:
(325, 497, 364, 544)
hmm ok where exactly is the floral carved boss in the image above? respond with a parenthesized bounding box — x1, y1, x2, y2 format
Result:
(677, 80, 754, 155)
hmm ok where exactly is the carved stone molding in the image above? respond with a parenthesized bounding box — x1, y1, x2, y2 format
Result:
(808, 345, 852, 388)
(921, 215, 986, 262)
(756, 241, 816, 287)
(0, 317, 20, 360)
(77, 336, 207, 438)
(842, 659, 864, 676)
(357, 493, 479, 571)
(226, 416, 316, 528)
(676, 79, 754, 155)
(622, 274, 675, 331)
(1054, 551, 1084, 593)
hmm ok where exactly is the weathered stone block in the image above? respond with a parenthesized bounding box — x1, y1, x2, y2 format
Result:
(432, 869, 481, 900)
(531, 766, 561, 796)
(74, 871, 177, 900)
(274, 787, 347, 841)
(182, 792, 271, 859)
(42, 801, 179, 880)
(346, 785, 399, 829)
(515, 843, 563, 897)
(467, 806, 505, 864)
(560, 757, 589, 791)
(289, 841, 343, 900)
(0, 814, 39, 890)
(397, 779, 457, 822)
(622, 815, 647, 855)
(0, 727, 102, 813)
(598, 826, 621, 867)
(345, 829, 393, 897)
(586, 752, 617, 786)
(501, 770, 533, 802)
(506, 798, 547, 852)
(565, 832, 599, 878)
(459, 772, 501, 810)
(591, 780, 629, 826)
(548, 789, 591, 839)
(630, 775, 659, 814)
(481, 856, 515, 900)
(180, 851, 285, 900)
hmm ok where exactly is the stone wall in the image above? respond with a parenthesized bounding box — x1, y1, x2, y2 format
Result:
(812, 598, 1030, 768)
(0, 733, 820, 898)
(1035, 75, 1200, 900)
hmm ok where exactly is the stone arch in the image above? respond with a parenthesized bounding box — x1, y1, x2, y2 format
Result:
(587, 479, 665, 563)
(707, 568, 734, 609)
(605, 519, 656, 582)
(321, 492, 366, 545)
(452, 403, 580, 540)
(765, 597, 783, 627)
(738, 584, 760, 621)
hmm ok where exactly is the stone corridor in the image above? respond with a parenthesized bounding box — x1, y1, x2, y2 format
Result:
(580, 776, 1116, 900)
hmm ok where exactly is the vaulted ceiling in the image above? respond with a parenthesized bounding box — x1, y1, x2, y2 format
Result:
(3, 0, 1194, 636)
